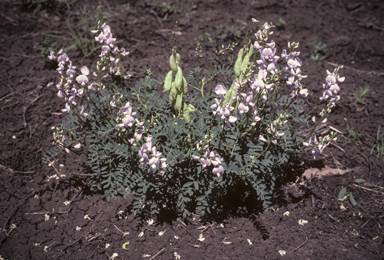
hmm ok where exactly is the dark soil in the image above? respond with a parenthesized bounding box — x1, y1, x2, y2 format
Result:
(1, 0, 384, 259)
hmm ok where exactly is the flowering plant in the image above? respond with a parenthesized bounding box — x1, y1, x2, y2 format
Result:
(43, 19, 344, 218)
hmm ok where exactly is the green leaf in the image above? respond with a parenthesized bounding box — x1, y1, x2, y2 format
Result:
(349, 193, 357, 206)
(338, 187, 347, 200)
(164, 70, 173, 92)
(354, 179, 365, 184)
(183, 181, 193, 188)
(194, 181, 199, 190)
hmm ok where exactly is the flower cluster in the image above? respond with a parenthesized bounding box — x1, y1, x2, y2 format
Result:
(266, 112, 288, 144)
(48, 21, 131, 115)
(116, 102, 142, 128)
(210, 85, 238, 127)
(48, 50, 86, 113)
(320, 66, 344, 107)
(91, 22, 128, 75)
(92, 23, 128, 58)
(138, 135, 167, 172)
(281, 44, 308, 98)
(192, 148, 224, 178)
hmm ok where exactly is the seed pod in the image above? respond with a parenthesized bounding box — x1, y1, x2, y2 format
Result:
(174, 92, 183, 111)
(170, 54, 177, 72)
(223, 85, 233, 106)
(176, 53, 181, 66)
(164, 70, 173, 92)
(240, 53, 250, 72)
(234, 48, 244, 77)
(187, 103, 195, 113)
(175, 66, 183, 91)
(248, 44, 254, 57)
(183, 106, 191, 123)
(182, 76, 188, 94)
(169, 82, 177, 104)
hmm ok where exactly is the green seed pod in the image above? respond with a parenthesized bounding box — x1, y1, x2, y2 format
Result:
(187, 103, 195, 113)
(176, 53, 181, 66)
(163, 70, 173, 92)
(234, 48, 244, 77)
(174, 92, 183, 111)
(240, 53, 250, 72)
(182, 106, 191, 123)
(169, 82, 177, 104)
(248, 44, 254, 57)
(223, 85, 233, 106)
(182, 76, 188, 94)
(170, 54, 177, 72)
(175, 66, 183, 91)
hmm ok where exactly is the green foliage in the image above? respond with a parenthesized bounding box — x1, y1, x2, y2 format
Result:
(350, 85, 369, 105)
(370, 125, 384, 155)
(309, 41, 327, 61)
(33, 36, 57, 61)
(151, 0, 195, 17)
(68, 2, 111, 57)
(276, 17, 286, 29)
(337, 187, 357, 206)
(196, 32, 214, 45)
(18, 0, 75, 13)
(365, 18, 379, 29)
(343, 125, 364, 145)
(44, 20, 343, 219)
(196, 20, 251, 51)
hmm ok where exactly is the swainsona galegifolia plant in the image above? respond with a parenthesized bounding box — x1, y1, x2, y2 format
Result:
(43, 18, 344, 219)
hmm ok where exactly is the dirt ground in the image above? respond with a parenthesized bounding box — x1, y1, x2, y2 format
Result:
(1, 0, 384, 259)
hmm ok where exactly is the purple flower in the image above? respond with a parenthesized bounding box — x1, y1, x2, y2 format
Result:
(212, 165, 224, 178)
(48, 51, 55, 60)
(57, 52, 69, 63)
(237, 102, 249, 115)
(117, 114, 135, 128)
(259, 135, 267, 142)
(120, 47, 129, 56)
(57, 90, 64, 98)
(80, 105, 88, 117)
(100, 45, 111, 57)
(76, 66, 89, 86)
(61, 102, 71, 113)
(88, 83, 97, 93)
(200, 158, 211, 169)
(215, 84, 227, 96)
(66, 61, 77, 78)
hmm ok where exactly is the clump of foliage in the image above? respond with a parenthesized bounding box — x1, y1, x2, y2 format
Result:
(43, 19, 344, 219)
(309, 41, 327, 61)
(350, 85, 369, 105)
